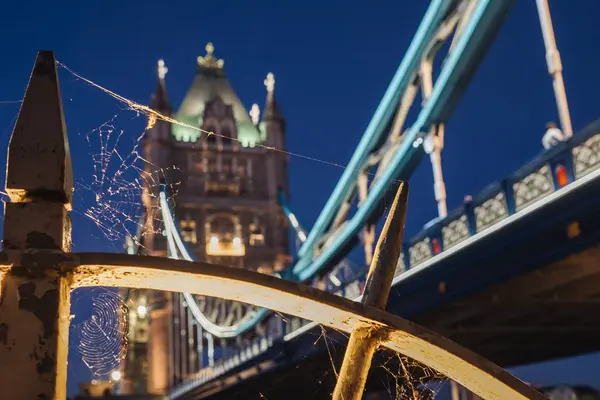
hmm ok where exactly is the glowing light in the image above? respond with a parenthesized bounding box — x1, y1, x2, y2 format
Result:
(110, 370, 121, 381)
(249, 104, 260, 125)
(233, 237, 241, 247)
(137, 304, 147, 318)
(264, 72, 275, 93)
(289, 213, 299, 228)
(330, 274, 342, 287)
(432, 238, 441, 255)
(555, 164, 568, 187)
(197, 42, 224, 69)
(298, 231, 307, 242)
(157, 59, 168, 80)
(210, 236, 219, 246)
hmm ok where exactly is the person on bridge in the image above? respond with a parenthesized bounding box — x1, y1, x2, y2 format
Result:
(542, 122, 567, 150)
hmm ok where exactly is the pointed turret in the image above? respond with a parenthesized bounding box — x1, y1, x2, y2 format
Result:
(261, 72, 286, 149)
(263, 72, 284, 123)
(150, 59, 172, 114)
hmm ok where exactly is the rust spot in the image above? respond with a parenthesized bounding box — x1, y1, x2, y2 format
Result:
(36, 351, 54, 375)
(0, 323, 8, 346)
(18, 283, 58, 338)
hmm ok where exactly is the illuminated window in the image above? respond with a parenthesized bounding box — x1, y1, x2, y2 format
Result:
(205, 181, 240, 196)
(249, 218, 265, 246)
(205, 214, 245, 256)
(180, 216, 197, 244)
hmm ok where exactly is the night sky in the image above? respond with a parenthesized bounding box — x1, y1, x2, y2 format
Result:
(1, 0, 600, 396)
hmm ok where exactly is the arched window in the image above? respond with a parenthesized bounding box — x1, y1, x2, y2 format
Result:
(205, 214, 245, 256)
(180, 215, 197, 244)
(249, 218, 265, 246)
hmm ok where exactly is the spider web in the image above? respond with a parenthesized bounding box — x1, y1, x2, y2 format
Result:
(71, 290, 129, 377)
(75, 113, 179, 251)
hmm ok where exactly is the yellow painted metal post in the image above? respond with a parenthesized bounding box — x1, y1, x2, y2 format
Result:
(0, 50, 74, 399)
(332, 182, 408, 400)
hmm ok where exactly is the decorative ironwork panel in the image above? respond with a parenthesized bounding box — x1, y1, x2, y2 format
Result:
(394, 252, 406, 276)
(442, 215, 470, 250)
(474, 192, 508, 233)
(573, 134, 600, 179)
(409, 238, 431, 267)
(512, 164, 554, 211)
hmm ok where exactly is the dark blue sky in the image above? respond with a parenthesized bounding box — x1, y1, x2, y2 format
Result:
(1, 0, 600, 395)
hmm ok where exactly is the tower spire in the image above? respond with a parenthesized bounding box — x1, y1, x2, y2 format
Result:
(263, 72, 283, 121)
(151, 58, 171, 113)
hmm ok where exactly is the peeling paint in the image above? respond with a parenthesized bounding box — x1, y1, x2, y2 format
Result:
(36, 352, 54, 375)
(17, 283, 58, 338)
(25, 188, 69, 204)
(26, 231, 59, 250)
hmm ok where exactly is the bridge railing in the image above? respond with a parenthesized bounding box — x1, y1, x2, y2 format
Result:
(172, 122, 600, 397)
(399, 121, 600, 273)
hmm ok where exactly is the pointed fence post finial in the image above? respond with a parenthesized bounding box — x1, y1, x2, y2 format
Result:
(1, 49, 73, 399)
(157, 59, 168, 80)
(264, 72, 275, 93)
(249, 104, 260, 125)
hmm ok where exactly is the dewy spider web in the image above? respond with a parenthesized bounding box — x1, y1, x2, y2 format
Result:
(74, 112, 179, 249)
(71, 290, 129, 377)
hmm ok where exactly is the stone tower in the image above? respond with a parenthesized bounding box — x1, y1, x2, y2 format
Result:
(120, 44, 290, 395)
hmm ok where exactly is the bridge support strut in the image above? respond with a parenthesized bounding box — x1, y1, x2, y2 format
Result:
(535, 0, 573, 138)
(332, 182, 408, 400)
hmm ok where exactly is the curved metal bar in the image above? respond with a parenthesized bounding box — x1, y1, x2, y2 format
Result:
(159, 190, 267, 338)
(71, 252, 546, 400)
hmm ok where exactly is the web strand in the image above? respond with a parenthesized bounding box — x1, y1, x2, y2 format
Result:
(57, 61, 349, 171)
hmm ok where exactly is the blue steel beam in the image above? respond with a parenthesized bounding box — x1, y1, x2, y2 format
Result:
(296, 0, 453, 261)
(278, 189, 307, 243)
(294, 0, 517, 281)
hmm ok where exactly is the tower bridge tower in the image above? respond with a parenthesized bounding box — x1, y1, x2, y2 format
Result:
(121, 43, 290, 395)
